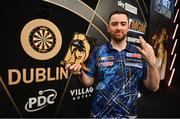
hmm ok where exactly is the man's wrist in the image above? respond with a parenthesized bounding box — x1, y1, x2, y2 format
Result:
(148, 61, 157, 68)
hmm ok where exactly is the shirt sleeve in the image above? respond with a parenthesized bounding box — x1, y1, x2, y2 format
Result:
(85, 48, 97, 78)
(142, 60, 147, 80)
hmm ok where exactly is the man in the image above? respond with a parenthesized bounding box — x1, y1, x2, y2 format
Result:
(66, 10, 160, 118)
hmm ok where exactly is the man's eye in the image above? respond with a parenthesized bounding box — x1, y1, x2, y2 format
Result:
(121, 23, 127, 26)
(112, 23, 118, 26)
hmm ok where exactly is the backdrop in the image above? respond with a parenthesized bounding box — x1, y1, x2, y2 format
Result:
(0, 0, 174, 117)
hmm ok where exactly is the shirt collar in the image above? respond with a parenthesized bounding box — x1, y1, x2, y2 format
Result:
(107, 41, 137, 53)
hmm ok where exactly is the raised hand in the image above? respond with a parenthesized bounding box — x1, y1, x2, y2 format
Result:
(137, 36, 156, 66)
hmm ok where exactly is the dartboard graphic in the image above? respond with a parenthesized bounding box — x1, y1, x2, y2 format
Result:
(20, 19, 62, 60)
(29, 26, 56, 53)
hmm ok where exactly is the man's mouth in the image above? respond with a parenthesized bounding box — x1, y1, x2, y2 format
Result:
(116, 32, 123, 36)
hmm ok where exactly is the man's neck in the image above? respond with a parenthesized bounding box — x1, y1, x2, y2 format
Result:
(110, 38, 127, 52)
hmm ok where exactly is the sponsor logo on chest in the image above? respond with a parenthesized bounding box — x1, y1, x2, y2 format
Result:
(125, 53, 143, 68)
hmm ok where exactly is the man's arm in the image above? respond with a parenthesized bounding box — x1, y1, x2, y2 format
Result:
(81, 69, 94, 86)
(137, 36, 160, 92)
(144, 63, 160, 92)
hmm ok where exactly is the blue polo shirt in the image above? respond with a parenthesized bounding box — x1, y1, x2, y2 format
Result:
(86, 42, 147, 118)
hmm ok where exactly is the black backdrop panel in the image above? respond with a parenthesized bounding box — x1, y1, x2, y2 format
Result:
(1, 0, 93, 117)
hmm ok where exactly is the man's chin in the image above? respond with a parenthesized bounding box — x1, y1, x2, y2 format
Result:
(114, 36, 125, 41)
(111, 34, 127, 41)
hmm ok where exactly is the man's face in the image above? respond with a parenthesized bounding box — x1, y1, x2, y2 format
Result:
(107, 14, 129, 42)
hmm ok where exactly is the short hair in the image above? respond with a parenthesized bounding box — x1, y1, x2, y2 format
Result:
(108, 10, 129, 24)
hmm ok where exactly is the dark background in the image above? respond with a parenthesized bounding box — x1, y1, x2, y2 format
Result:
(138, 0, 180, 117)
(0, 0, 180, 118)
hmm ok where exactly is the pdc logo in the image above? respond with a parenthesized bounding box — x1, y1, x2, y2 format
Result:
(20, 19, 62, 60)
(25, 89, 57, 112)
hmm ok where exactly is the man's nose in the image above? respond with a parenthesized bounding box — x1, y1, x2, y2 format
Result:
(117, 23, 122, 29)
